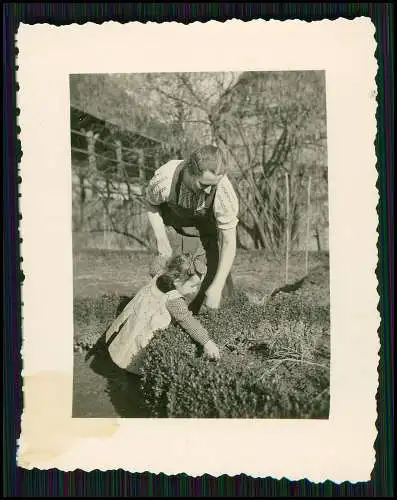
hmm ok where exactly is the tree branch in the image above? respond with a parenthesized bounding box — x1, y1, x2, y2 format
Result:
(177, 74, 209, 113)
(152, 84, 204, 113)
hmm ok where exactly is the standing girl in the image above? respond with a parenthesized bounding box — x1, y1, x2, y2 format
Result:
(104, 253, 221, 376)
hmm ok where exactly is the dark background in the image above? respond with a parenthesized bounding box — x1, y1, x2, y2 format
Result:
(3, 3, 394, 497)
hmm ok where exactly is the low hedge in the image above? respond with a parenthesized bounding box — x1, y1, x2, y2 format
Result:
(73, 266, 331, 419)
(140, 288, 330, 419)
(73, 293, 130, 351)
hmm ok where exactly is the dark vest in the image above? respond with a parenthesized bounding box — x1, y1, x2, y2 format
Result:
(159, 162, 218, 238)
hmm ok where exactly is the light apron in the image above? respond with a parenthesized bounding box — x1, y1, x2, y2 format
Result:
(105, 276, 172, 375)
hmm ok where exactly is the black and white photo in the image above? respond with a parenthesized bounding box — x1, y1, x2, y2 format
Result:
(70, 70, 331, 420)
(17, 18, 379, 481)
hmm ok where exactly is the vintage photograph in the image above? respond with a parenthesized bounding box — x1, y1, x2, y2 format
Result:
(70, 71, 331, 419)
(16, 17, 379, 479)
(15, 15, 381, 479)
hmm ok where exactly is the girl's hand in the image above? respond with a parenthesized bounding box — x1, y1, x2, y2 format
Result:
(204, 340, 221, 361)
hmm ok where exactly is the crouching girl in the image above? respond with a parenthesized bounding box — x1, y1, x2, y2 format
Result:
(104, 253, 221, 376)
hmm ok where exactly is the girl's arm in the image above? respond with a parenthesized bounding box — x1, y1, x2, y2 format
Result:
(157, 276, 220, 360)
(166, 295, 212, 346)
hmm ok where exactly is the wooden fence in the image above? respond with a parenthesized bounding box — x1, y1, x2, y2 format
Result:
(71, 128, 329, 255)
(71, 127, 164, 251)
(71, 128, 162, 181)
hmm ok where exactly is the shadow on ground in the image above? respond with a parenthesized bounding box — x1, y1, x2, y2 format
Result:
(73, 295, 151, 418)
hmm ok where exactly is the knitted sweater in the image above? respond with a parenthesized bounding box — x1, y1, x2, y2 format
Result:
(156, 275, 211, 346)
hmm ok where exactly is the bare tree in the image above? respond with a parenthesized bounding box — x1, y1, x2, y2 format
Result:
(70, 71, 328, 254)
(213, 71, 327, 256)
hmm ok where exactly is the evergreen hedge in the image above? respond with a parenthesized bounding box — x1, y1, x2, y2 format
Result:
(140, 288, 330, 419)
(73, 265, 330, 419)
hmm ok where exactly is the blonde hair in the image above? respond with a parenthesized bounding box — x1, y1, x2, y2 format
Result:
(163, 254, 195, 282)
(158, 252, 206, 288)
(185, 145, 226, 177)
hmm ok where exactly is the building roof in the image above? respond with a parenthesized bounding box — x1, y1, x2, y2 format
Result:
(70, 103, 169, 145)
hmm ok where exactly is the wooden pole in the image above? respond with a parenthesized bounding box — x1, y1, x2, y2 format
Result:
(86, 130, 97, 173)
(285, 172, 290, 284)
(305, 176, 312, 276)
(115, 139, 123, 178)
(154, 150, 161, 170)
(137, 149, 146, 182)
(103, 206, 106, 248)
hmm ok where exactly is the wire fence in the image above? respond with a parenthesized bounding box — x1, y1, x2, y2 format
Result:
(71, 127, 328, 272)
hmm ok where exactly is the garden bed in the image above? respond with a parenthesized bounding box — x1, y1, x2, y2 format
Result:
(139, 276, 330, 419)
(73, 254, 330, 419)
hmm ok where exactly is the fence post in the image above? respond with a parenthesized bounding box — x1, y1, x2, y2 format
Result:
(305, 176, 312, 276)
(115, 139, 124, 178)
(137, 148, 146, 181)
(103, 206, 107, 248)
(86, 130, 97, 172)
(154, 151, 161, 170)
(285, 172, 290, 284)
